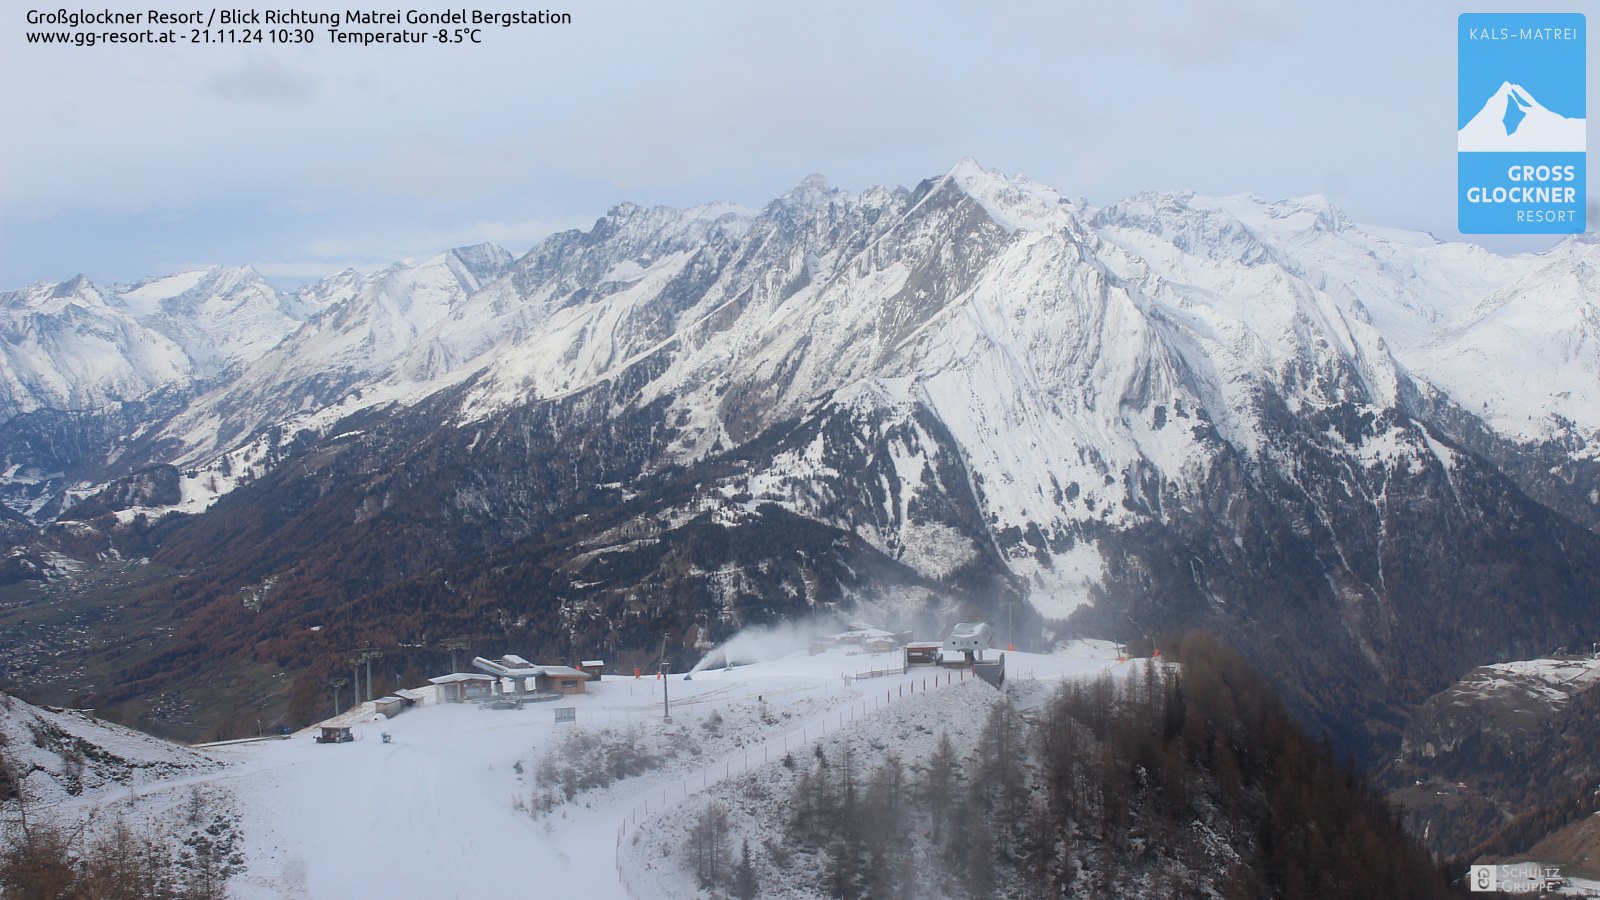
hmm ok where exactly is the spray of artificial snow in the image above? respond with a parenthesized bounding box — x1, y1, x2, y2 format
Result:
(689, 620, 826, 674)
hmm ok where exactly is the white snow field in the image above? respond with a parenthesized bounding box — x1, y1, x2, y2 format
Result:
(92, 641, 1126, 898)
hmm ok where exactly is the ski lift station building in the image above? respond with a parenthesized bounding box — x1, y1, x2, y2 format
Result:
(472, 655, 589, 696)
(943, 622, 993, 659)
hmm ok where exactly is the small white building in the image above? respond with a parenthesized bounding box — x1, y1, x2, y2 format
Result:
(944, 622, 994, 660)
(428, 673, 494, 703)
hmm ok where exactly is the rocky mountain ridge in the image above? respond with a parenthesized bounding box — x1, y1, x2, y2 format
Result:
(1, 161, 1597, 774)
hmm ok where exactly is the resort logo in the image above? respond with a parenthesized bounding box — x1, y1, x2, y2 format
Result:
(1458, 14, 1586, 234)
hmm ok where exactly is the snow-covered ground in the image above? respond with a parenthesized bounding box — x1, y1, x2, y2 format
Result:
(0, 695, 218, 806)
(15, 641, 1126, 898)
(1462, 655, 1600, 703)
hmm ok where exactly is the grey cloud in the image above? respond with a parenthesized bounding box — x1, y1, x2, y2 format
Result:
(201, 58, 321, 106)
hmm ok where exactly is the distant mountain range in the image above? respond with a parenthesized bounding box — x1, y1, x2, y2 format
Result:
(3, 161, 1599, 776)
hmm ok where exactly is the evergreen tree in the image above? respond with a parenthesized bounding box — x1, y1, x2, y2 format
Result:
(732, 838, 758, 900)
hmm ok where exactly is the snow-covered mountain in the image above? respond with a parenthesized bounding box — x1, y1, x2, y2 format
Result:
(118, 266, 319, 381)
(1419, 237, 1600, 444)
(1458, 81, 1586, 152)
(157, 243, 513, 462)
(9, 162, 1595, 521)
(4, 161, 1600, 764)
(0, 264, 344, 518)
(0, 266, 320, 421)
(0, 276, 191, 420)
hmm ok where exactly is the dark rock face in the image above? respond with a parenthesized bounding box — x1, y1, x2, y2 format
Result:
(1077, 408, 1600, 761)
(60, 465, 183, 520)
(0, 387, 193, 520)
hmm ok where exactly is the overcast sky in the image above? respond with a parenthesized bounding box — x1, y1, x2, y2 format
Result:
(1, 0, 1595, 289)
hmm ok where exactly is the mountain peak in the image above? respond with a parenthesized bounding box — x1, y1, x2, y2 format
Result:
(777, 173, 836, 209)
(943, 156, 988, 181)
(447, 242, 512, 266)
(51, 274, 96, 298)
(1170, 192, 1350, 236)
(939, 157, 1016, 197)
(934, 157, 1068, 234)
(443, 243, 514, 290)
(1277, 193, 1349, 232)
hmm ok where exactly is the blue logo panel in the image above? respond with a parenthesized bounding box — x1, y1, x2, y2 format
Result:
(1460, 153, 1585, 233)
(1458, 13, 1586, 234)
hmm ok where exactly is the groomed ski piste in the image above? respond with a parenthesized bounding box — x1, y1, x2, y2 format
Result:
(36, 637, 1128, 898)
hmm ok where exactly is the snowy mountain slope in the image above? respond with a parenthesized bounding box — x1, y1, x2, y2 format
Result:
(1420, 239, 1600, 445)
(6, 161, 1600, 770)
(6, 161, 1594, 529)
(34, 643, 1117, 899)
(148, 201, 753, 463)
(120, 265, 313, 381)
(1389, 652, 1600, 858)
(1094, 190, 1529, 350)
(155, 244, 513, 462)
(0, 166, 1590, 558)
(3, 636, 1458, 900)
(0, 276, 191, 420)
(1092, 187, 1600, 502)
(0, 691, 218, 807)
(136, 163, 1588, 549)
(0, 268, 339, 526)
(0, 266, 328, 423)
(0, 165, 1583, 574)
(0, 246, 513, 527)
(437, 167, 1211, 560)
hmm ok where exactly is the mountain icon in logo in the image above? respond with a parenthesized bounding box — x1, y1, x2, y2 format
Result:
(1458, 81, 1586, 152)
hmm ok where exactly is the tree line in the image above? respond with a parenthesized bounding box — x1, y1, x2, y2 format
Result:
(685, 632, 1468, 898)
(0, 761, 243, 900)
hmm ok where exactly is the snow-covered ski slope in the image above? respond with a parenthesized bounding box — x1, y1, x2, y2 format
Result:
(163, 641, 1124, 897)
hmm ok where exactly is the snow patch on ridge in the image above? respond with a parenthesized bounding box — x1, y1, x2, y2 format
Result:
(1025, 538, 1105, 620)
